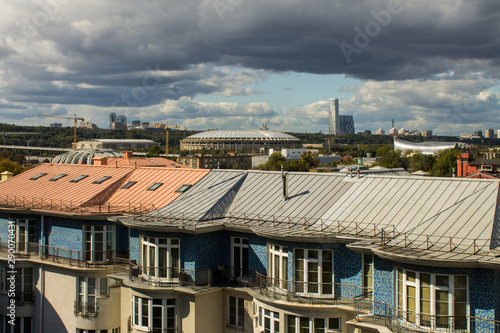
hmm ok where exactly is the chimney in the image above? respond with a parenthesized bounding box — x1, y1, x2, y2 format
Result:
(93, 156, 108, 166)
(124, 151, 133, 159)
(0, 171, 14, 182)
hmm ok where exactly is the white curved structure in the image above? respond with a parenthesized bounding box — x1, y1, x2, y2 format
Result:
(394, 137, 458, 155)
(180, 129, 302, 151)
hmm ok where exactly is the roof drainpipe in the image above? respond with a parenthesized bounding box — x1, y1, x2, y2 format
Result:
(281, 165, 288, 201)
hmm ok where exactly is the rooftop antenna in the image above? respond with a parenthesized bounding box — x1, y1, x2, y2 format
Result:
(392, 118, 394, 128)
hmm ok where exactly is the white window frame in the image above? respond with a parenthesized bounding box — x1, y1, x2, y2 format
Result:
(15, 219, 36, 252)
(83, 225, 115, 262)
(396, 268, 469, 330)
(294, 249, 334, 297)
(286, 315, 341, 333)
(362, 254, 374, 299)
(140, 236, 180, 280)
(269, 244, 288, 289)
(257, 306, 280, 333)
(77, 277, 108, 310)
(231, 237, 249, 278)
(132, 296, 176, 332)
(228, 296, 245, 328)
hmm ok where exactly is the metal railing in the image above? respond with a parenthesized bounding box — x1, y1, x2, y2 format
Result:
(255, 272, 372, 304)
(14, 291, 35, 306)
(354, 298, 500, 333)
(74, 301, 98, 317)
(0, 241, 128, 267)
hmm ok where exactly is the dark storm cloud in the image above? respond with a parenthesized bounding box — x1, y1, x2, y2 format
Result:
(1, 0, 499, 108)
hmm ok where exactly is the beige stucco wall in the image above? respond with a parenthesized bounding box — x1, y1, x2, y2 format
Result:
(194, 288, 223, 333)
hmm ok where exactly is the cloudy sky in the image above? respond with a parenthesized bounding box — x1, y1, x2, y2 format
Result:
(1, 0, 499, 135)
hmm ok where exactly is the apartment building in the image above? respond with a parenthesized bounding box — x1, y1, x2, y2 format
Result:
(0, 163, 499, 332)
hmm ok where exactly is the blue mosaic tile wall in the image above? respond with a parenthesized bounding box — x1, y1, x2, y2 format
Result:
(129, 229, 140, 263)
(46, 216, 84, 251)
(335, 245, 362, 298)
(374, 256, 394, 307)
(0, 215, 9, 242)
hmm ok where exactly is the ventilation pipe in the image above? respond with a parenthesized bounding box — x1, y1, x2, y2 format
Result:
(281, 165, 288, 201)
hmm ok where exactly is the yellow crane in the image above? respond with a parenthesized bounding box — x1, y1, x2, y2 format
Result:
(165, 121, 179, 156)
(39, 114, 85, 149)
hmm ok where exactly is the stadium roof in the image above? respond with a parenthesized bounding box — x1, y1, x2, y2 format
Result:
(393, 137, 458, 154)
(183, 130, 300, 141)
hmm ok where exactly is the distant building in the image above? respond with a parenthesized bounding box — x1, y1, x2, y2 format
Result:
(422, 130, 432, 137)
(474, 130, 483, 138)
(328, 98, 354, 135)
(80, 121, 97, 129)
(457, 152, 500, 178)
(50, 123, 63, 128)
(389, 128, 397, 136)
(398, 128, 406, 136)
(485, 129, 494, 139)
(75, 139, 158, 150)
(110, 113, 127, 129)
(177, 155, 252, 169)
(132, 120, 141, 127)
(376, 128, 385, 135)
(109, 112, 116, 129)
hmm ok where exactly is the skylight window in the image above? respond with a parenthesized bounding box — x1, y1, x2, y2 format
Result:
(175, 184, 192, 193)
(171, 164, 181, 168)
(121, 181, 137, 189)
(29, 173, 47, 180)
(70, 175, 89, 183)
(49, 174, 67, 181)
(92, 176, 111, 184)
(147, 183, 163, 191)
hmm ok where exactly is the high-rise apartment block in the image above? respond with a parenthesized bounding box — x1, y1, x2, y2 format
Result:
(328, 98, 354, 135)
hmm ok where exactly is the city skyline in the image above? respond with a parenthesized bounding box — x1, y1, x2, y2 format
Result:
(0, 1, 499, 135)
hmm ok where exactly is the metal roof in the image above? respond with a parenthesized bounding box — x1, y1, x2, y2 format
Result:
(183, 130, 300, 141)
(52, 149, 124, 165)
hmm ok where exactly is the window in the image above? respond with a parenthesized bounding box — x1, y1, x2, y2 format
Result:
(141, 236, 180, 280)
(16, 219, 36, 252)
(231, 237, 249, 278)
(286, 315, 341, 333)
(83, 225, 115, 262)
(175, 184, 192, 193)
(29, 173, 47, 180)
(229, 296, 245, 328)
(0, 316, 31, 333)
(257, 306, 279, 333)
(76, 277, 108, 316)
(49, 174, 67, 181)
(92, 176, 111, 184)
(396, 268, 468, 330)
(133, 296, 176, 333)
(70, 175, 88, 183)
(362, 254, 373, 298)
(269, 244, 288, 289)
(147, 182, 163, 191)
(121, 181, 137, 189)
(14, 267, 33, 305)
(294, 249, 333, 296)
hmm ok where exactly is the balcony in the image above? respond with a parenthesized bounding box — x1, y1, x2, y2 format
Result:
(74, 301, 98, 317)
(14, 291, 35, 306)
(0, 241, 128, 268)
(254, 272, 372, 305)
(353, 298, 500, 333)
(114, 262, 213, 289)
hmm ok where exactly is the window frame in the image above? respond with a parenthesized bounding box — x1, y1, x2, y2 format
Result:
(293, 248, 334, 297)
(82, 225, 115, 262)
(15, 219, 36, 252)
(140, 236, 180, 280)
(395, 268, 469, 330)
(132, 296, 176, 332)
(362, 254, 374, 298)
(228, 296, 245, 328)
(268, 244, 289, 289)
(231, 237, 249, 279)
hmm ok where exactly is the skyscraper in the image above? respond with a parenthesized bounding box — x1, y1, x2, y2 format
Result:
(329, 98, 354, 135)
(109, 112, 117, 129)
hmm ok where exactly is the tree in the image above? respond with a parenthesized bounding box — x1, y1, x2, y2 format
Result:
(408, 153, 435, 173)
(0, 159, 25, 175)
(146, 145, 164, 157)
(257, 152, 287, 171)
(376, 149, 407, 168)
(431, 149, 461, 177)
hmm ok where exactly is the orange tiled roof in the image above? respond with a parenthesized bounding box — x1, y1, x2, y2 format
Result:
(0, 163, 208, 215)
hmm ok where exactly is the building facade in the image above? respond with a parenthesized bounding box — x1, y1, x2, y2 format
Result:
(0, 164, 499, 332)
(177, 154, 252, 169)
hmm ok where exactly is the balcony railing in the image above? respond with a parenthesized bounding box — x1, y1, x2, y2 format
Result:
(122, 262, 213, 289)
(0, 241, 128, 267)
(74, 301, 98, 317)
(255, 272, 372, 304)
(354, 298, 500, 333)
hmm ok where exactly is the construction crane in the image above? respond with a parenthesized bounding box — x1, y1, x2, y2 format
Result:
(165, 121, 179, 156)
(39, 114, 85, 148)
